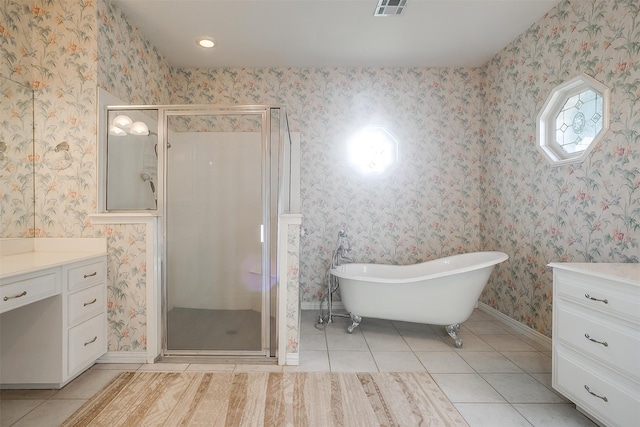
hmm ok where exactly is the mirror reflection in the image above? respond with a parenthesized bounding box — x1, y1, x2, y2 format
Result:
(0, 75, 35, 237)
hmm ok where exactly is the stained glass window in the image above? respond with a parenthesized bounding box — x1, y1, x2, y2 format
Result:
(537, 74, 609, 166)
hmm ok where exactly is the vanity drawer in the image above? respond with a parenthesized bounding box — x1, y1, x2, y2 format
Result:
(68, 313, 106, 376)
(0, 271, 60, 314)
(67, 260, 106, 291)
(556, 303, 640, 380)
(554, 270, 640, 322)
(555, 350, 640, 427)
(68, 284, 104, 326)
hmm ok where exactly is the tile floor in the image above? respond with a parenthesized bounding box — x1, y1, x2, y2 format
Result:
(1, 309, 596, 426)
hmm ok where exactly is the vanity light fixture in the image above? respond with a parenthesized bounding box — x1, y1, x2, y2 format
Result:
(129, 121, 151, 136)
(112, 114, 133, 129)
(109, 114, 154, 136)
(109, 125, 127, 136)
(196, 37, 216, 48)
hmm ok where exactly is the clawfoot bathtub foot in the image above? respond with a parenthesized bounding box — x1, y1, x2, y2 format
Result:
(347, 313, 362, 334)
(446, 324, 463, 348)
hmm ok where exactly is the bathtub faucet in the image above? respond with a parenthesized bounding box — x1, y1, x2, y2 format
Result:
(333, 230, 355, 266)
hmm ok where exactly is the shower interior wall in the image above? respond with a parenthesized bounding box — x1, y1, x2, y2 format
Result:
(166, 131, 264, 313)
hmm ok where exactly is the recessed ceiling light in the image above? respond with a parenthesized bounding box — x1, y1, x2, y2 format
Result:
(196, 37, 215, 48)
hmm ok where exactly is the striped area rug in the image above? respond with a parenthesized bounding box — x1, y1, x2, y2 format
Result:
(62, 371, 468, 426)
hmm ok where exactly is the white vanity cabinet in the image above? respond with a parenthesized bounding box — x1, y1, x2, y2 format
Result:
(0, 239, 107, 389)
(550, 263, 640, 427)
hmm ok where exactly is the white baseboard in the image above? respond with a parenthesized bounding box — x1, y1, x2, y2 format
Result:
(477, 302, 551, 352)
(97, 351, 148, 364)
(301, 301, 344, 311)
(285, 353, 299, 366)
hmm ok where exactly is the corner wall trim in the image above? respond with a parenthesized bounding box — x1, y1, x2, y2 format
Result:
(477, 302, 551, 351)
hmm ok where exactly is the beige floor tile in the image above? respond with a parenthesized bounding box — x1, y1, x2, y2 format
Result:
(403, 334, 453, 352)
(431, 373, 505, 403)
(186, 364, 236, 372)
(284, 351, 330, 372)
(458, 352, 523, 373)
(300, 311, 326, 335)
(91, 363, 142, 371)
(326, 330, 369, 351)
(0, 399, 45, 426)
(415, 351, 475, 374)
(479, 334, 537, 352)
(137, 363, 189, 372)
(454, 403, 532, 426)
(300, 332, 328, 351)
(12, 399, 86, 427)
(393, 321, 439, 336)
(452, 335, 496, 352)
(482, 374, 566, 404)
(0, 389, 57, 401)
(512, 403, 597, 426)
(233, 364, 283, 373)
(502, 351, 552, 373)
(329, 351, 378, 372)
(513, 333, 552, 352)
(372, 351, 425, 372)
(363, 330, 411, 352)
(52, 369, 121, 400)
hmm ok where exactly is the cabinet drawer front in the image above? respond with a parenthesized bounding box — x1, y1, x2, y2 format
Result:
(555, 351, 640, 427)
(0, 271, 59, 313)
(68, 313, 106, 376)
(68, 285, 104, 326)
(555, 270, 640, 321)
(556, 305, 640, 380)
(67, 260, 106, 291)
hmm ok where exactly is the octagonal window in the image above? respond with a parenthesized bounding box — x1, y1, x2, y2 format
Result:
(537, 74, 610, 166)
(347, 127, 398, 174)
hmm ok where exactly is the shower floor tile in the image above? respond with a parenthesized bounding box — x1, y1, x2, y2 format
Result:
(167, 307, 261, 351)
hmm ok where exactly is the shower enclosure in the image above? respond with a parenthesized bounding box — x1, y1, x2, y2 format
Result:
(103, 103, 292, 359)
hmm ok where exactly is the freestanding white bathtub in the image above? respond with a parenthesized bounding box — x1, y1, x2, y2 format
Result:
(330, 251, 509, 348)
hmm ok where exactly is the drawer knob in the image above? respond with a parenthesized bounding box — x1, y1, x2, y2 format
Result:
(584, 385, 608, 402)
(83, 298, 97, 307)
(3, 291, 27, 301)
(83, 272, 98, 279)
(584, 333, 608, 347)
(584, 293, 608, 304)
(84, 336, 98, 346)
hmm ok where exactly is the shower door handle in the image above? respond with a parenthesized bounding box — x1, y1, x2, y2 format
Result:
(261, 224, 264, 243)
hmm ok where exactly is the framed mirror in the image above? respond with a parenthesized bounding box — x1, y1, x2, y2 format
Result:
(0, 75, 35, 237)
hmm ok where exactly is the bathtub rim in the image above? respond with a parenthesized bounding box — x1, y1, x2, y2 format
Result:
(330, 251, 509, 284)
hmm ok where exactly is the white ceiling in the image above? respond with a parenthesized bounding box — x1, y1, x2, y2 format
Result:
(112, 0, 560, 68)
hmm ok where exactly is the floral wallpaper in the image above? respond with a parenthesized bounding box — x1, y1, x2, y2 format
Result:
(1, 1, 35, 238)
(171, 67, 485, 306)
(0, 75, 34, 237)
(0, 0, 167, 352)
(3, 0, 637, 355)
(479, 0, 640, 336)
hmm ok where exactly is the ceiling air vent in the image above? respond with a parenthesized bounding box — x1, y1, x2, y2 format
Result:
(374, 0, 407, 17)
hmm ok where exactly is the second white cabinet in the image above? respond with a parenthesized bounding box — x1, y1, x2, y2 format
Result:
(550, 263, 640, 427)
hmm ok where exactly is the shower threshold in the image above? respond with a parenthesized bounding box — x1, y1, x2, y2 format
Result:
(158, 355, 277, 365)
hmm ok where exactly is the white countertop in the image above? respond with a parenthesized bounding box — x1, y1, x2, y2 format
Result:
(549, 262, 640, 286)
(0, 238, 107, 280)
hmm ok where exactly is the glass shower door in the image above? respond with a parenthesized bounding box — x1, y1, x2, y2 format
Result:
(164, 111, 268, 354)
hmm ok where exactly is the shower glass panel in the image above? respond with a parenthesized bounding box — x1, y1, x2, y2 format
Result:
(165, 111, 269, 354)
(105, 109, 158, 211)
